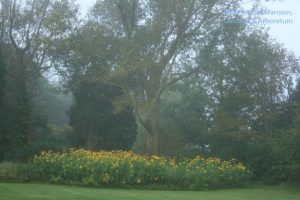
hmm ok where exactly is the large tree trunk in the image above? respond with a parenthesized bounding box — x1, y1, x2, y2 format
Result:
(146, 99, 161, 155)
(144, 63, 163, 155)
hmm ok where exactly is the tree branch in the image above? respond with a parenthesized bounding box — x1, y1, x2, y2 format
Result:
(31, 0, 50, 58)
(158, 0, 196, 68)
(161, 65, 202, 92)
(9, 0, 18, 50)
(117, 0, 137, 39)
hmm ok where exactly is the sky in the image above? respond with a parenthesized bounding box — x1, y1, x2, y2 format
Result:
(76, 0, 300, 57)
(248, 0, 300, 57)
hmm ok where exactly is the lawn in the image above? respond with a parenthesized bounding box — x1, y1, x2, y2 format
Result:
(0, 183, 299, 200)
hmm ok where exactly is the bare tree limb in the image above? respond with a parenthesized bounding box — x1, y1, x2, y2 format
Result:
(31, 0, 50, 59)
(161, 65, 202, 92)
(117, 0, 137, 39)
(9, 0, 18, 50)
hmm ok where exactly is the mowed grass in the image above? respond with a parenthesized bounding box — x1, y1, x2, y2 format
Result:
(0, 183, 299, 200)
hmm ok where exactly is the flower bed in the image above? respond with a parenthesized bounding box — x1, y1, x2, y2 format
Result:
(13, 149, 251, 190)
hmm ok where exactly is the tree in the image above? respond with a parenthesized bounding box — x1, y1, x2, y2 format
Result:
(69, 79, 137, 151)
(197, 20, 299, 164)
(256, 82, 300, 182)
(56, 0, 242, 154)
(0, 0, 78, 160)
(158, 76, 212, 157)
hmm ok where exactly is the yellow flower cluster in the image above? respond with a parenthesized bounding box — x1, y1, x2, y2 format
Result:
(33, 149, 251, 189)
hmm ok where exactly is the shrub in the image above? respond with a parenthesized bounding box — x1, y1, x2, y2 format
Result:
(21, 149, 251, 190)
(0, 162, 18, 181)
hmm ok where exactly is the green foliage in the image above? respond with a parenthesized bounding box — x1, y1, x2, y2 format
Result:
(243, 126, 300, 183)
(5, 149, 251, 190)
(158, 81, 212, 157)
(0, 162, 18, 181)
(0, 69, 71, 160)
(0, 50, 37, 160)
(196, 21, 299, 182)
(69, 80, 137, 150)
(259, 83, 300, 183)
(0, 0, 79, 161)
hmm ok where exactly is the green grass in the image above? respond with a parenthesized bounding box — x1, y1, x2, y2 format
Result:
(0, 183, 299, 200)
